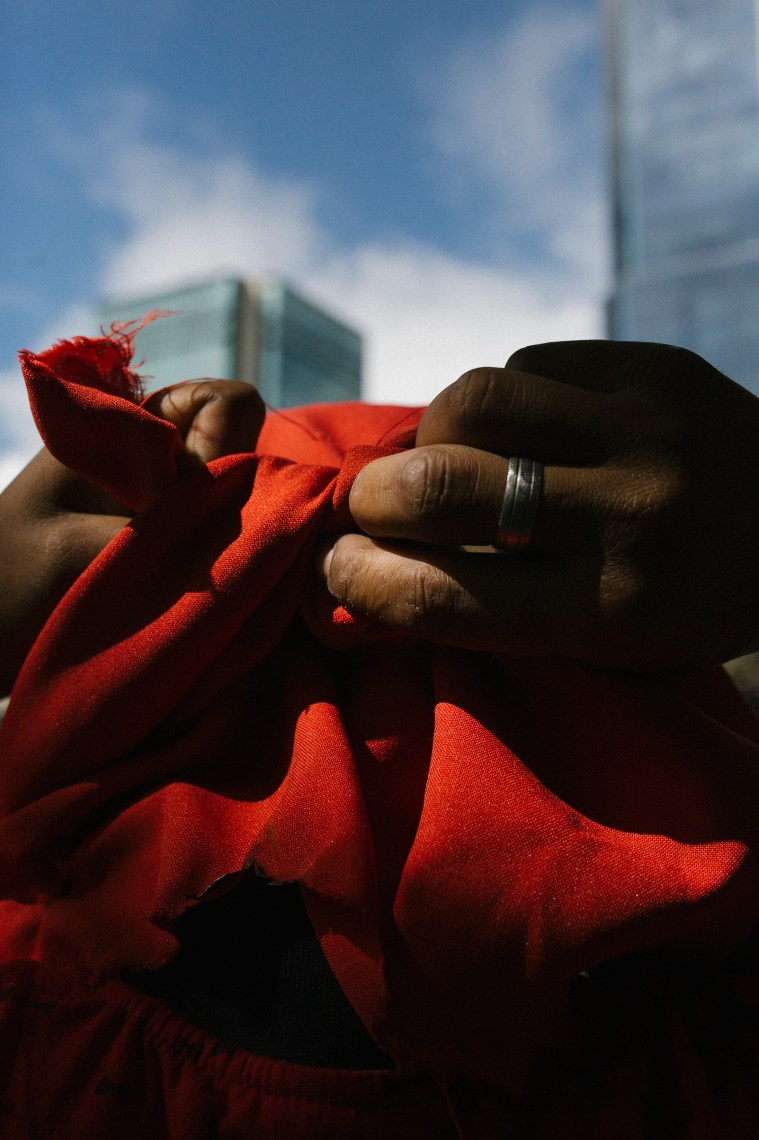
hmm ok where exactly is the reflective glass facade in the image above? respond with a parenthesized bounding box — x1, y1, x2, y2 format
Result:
(100, 279, 244, 393)
(99, 278, 362, 406)
(257, 282, 363, 408)
(605, 0, 759, 392)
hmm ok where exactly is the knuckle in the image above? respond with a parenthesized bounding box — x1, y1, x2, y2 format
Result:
(454, 366, 543, 436)
(454, 368, 506, 423)
(426, 368, 507, 439)
(616, 389, 687, 460)
(507, 341, 607, 377)
(647, 343, 709, 382)
(184, 380, 222, 409)
(388, 561, 452, 634)
(218, 380, 264, 410)
(504, 345, 536, 372)
(594, 461, 686, 531)
(397, 448, 459, 522)
(198, 382, 265, 442)
(330, 537, 456, 637)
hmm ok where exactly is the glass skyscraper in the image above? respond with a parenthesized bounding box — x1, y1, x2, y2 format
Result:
(99, 277, 363, 406)
(605, 0, 759, 393)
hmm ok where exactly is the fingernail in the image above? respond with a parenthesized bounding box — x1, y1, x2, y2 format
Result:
(317, 541, 335, 587)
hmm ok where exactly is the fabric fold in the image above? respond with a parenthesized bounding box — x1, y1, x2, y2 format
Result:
(3, 328, 759, 1087)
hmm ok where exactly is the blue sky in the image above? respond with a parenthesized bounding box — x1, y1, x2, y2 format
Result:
(1, 0, 608, 484)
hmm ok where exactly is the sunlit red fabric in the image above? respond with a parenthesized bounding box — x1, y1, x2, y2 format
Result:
(3, 328, 759, 1132)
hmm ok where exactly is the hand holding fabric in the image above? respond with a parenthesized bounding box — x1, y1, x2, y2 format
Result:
(324, 341, 759, 671)
(0, 371, 264, 690)
(5, 328, 759, 1112)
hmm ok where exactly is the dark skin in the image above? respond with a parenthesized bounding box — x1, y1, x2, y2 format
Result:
(323, 341, 759, 672)
(2, 340, 759, 692)
(0, 379, 265, 692)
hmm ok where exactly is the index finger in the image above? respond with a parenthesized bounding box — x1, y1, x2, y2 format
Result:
(349, 444, 596, 552)
(416, 361, 627, 465)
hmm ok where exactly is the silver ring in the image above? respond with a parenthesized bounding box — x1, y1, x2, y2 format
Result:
(493, 457, 544, 551)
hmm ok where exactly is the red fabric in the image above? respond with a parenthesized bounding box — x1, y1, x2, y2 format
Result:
(0, 960, 461, 1139)
(3, 329, 759, 1124)
(3, 952, 759, 1139)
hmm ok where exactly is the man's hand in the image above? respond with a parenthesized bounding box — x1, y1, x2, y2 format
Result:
(321, 341, 759, 672)
(0, 379, 264, 690)
(144, 379, 266, 469)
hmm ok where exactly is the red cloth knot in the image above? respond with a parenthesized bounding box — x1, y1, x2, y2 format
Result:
(3, 327, 759, 1089)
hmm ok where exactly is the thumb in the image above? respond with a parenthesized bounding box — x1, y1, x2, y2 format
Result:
(144, 379, 266, 466)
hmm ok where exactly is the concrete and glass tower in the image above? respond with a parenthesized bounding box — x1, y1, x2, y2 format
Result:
(99, 277, 363, 406)
(605, 0, 759, 392)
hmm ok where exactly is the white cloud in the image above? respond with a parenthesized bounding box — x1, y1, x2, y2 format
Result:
(35, 302, 98, 347)
(85, 123, 603, 404)
(0, 366, 39, 489)
(306, 242, 601, 404)
(4, 9, 607, 467)
(421, 3, 609, 285)
(99, 150, 325, 298)
(56, 65, 602, 404)
(0, 303, 96, 489)
(42, 89, 326, 299)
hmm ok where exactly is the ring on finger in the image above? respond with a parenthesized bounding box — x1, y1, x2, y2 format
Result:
(493, 456, 544, 552)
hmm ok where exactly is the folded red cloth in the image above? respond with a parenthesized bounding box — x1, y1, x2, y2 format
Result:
(3, 327, 759, 1091)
